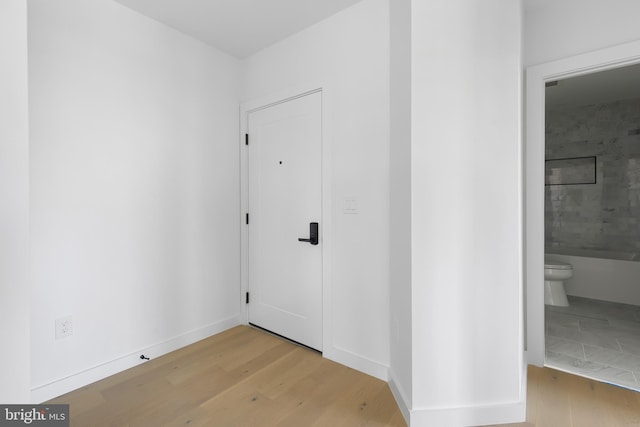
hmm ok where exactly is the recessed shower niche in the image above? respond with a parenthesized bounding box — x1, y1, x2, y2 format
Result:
(544, 156, 596, 186)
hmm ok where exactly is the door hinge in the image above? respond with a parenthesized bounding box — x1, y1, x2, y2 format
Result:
(246, 213, 249, 225)
(245, 134, 249, 146)
(245, 292, 250, 304)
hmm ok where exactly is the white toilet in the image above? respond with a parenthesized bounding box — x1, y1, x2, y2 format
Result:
(544, 259, 574, 306)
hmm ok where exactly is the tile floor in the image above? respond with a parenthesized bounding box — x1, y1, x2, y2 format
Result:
(545, 295, 640, 391)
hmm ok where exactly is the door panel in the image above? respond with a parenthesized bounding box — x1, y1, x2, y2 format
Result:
(247, 91, 322, 351)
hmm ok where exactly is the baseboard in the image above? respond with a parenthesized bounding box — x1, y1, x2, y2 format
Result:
(410, 401, 526, 426)
(323, 345, 388, 382)
(388, 369, 411, 426)
(410, 365, 527, 426)
(31, 315, 242, 403)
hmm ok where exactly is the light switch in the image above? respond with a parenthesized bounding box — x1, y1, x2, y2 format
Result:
(343, 197, 358, 214)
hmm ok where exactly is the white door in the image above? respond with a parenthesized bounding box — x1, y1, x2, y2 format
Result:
(247, 91, 322, 351)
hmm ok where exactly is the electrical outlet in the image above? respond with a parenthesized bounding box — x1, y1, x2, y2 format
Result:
(55, 316, 73, 339)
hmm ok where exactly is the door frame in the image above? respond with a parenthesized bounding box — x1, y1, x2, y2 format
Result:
(240, 86, 332, 352)
(525, 40, 640, 366)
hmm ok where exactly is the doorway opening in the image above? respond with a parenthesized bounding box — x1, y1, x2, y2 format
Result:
(543, 65, 640, 391)
(526, 40, 640, 392)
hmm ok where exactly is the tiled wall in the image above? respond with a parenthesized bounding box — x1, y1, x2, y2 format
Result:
(545, 98, 640, 255)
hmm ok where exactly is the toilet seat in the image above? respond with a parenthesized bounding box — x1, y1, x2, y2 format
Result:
(544, 260, 572, 270)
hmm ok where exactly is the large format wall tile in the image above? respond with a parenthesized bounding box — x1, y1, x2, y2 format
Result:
(545, 98, 640, 255)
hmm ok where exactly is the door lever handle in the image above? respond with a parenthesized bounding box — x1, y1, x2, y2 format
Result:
(298, 222, 319, 245)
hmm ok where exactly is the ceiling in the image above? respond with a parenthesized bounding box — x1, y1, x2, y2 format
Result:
(112, 0, 640, 106)
(546, 63, 640, 108)
(113, 0, 364, 58)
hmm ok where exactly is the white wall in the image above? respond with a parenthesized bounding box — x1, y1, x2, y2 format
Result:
(241, 0, 390, 379)
(29, 0, 241, 401)
(410, 0, 525, 424)
(0, 0, 31, 403)
(524, 0, 640, 66)
(389, 0, 413, 419)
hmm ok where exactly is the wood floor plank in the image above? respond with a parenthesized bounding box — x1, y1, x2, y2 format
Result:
(533, 367, 572, 427)
(584, 374, 640, 426)
(249, 348, 325, 400)
(485, 366, 640, 427)
(308, 373, 382, 427)
(366, 384, 407, 426)
(567, 374, 615, 427)
(268, 364, 352, 426)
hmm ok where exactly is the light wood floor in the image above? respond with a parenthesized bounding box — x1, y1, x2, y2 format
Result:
(48, 325, 640, 426)
(48, 326, 406, 426)
(497, 365, 640, 427)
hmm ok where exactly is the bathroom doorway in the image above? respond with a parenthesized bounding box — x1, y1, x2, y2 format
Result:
(526, 42, 640, 392)
(543, 65, 640, 391)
